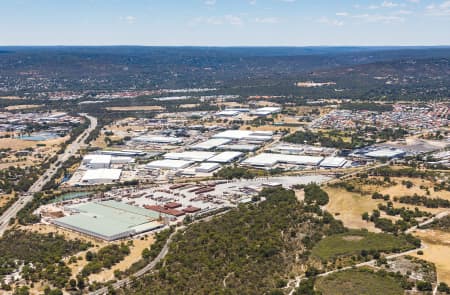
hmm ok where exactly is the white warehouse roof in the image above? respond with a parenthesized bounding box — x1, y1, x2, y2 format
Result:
(164, 151, 216, 162)
(251, 107, 282, 116)
(82, 169, 122, 181)
(133, 135, 183, 144)
(195, 162, 221, 173)
(365, 148, 405, 159)
(208, 151, 243, 163)
(242, 153, 323, 167)
(83, 154, 112, 165)
(319, 157, 347, 168)
(147, 159, 193, 170)
(190, 138, 231, 150)
(212, 130, 273, 141)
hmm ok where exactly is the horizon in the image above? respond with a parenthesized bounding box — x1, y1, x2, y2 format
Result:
(1, 0, 449, 46)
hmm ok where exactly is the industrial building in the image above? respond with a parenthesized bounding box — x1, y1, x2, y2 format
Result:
(212, 130, 273, 141)
(99, 150, 147, 157)
(164, 151, 216, 162)
(132, 135, 183, 144)
(319, 157, 348, 168)
(146, 159, 193, 170)
(52, 200, 164, 241)
(365, 148, 406, 159)
(195, 162, 221, 173)
(250, 107, 282, 116)
(218, 144, 260, 152)
(208, 151, 243, 163)
(82, 154, 112, 169)
(81, 169, 122, 184)
(242, 153, 323, 168)
(190, 138, 231, 150)
(82, 154, 134, 169)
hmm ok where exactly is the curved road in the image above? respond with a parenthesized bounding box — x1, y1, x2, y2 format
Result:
(0, 114, 97, 236)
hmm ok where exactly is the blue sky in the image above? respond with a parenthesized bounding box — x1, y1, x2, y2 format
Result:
(1, 0, 449, 46)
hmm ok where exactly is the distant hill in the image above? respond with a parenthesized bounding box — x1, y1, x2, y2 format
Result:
(0, 46, 449, 99)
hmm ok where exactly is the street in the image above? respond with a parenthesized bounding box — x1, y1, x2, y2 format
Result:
(0, 114, 97, 236)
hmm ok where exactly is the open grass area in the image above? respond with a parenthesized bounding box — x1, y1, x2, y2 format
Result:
(315, 269, 404, 295)
(412, 229, 450, 284)
(324, 186, 381, 232)
(311, 230, 415, 260)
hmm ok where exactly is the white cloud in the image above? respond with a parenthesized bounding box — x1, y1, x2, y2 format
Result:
(381, 1, 399, 8)
(317, 16, 344, 26)
(254, 17, 279, 23)
(353, 13, 405, 23)
(249, 0, 257, 4)
(426, 1, 450, 16)
(191, 15, 244, 26)
(204, 0, 216, 5)
(336, 12, 349, 16)
(119, 16, 137, 24)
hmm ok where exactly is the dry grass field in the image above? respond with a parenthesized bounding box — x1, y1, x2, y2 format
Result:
(88, 236, 155, 283)
(324, 186, 381, 232)
(411, 229, 450, 284)
(0, 193, 15, 207)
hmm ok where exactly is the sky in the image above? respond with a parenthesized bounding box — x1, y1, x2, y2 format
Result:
(0, 0, 449, 46)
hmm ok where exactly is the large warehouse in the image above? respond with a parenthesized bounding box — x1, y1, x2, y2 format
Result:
(208, 151, 243, 163)
(212, 130, 273, 142)
(146, 159, 193, 170)
(190, 138, 231, 150)
(81, 169, 122, 184)
(242, 153, 323, 168)
(164, 151, 216, 162)
(319, 157, 348, 168)
(52, 200, 164, 241)
(133, 135, 183, 144)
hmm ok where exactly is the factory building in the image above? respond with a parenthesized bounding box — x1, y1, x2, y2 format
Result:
(99, 150, 146, 157)
(190, 138, 231, 150)
(212, 130, 273, 141)
(82, 154, 134, 169)
(208, 151, 243, 163)
(242, 153, 323, 168)
(132, 135, 183, 144)
(81, 169, 122, 184)
(250, 107, 282, 116)
(319, 157, 348, 168)
(365, 148, 406, 159)
(195, 162, 221, 173)
(52, 201, 163, 241)
(164, 151, 216, 162)
(82, 154, 112, 169)
(146, 159, 193, 170)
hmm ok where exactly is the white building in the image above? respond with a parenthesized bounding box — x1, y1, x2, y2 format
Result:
(190, 138, 231, 150)
(164, 151, 216, 162)
(133, 135, 183, 144)
(319, 157, 348, 168)
(208, 151, 243, 163)
(81, 169, 122, 184)
(242, 153, 323, 168)
(146, 159, 193, 170)
(82, 154, 112, 169)
(213, 130, 273, 142)
(250, 107, 282, 116)
(195, 162, 221, 173)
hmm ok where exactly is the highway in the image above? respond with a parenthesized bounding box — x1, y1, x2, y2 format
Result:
(0, 114, 97, 237)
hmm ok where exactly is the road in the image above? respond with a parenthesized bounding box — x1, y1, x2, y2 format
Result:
(88, 210, 231, 295)
(286, 210, 450, 295)
(0, 114, 97, 236)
